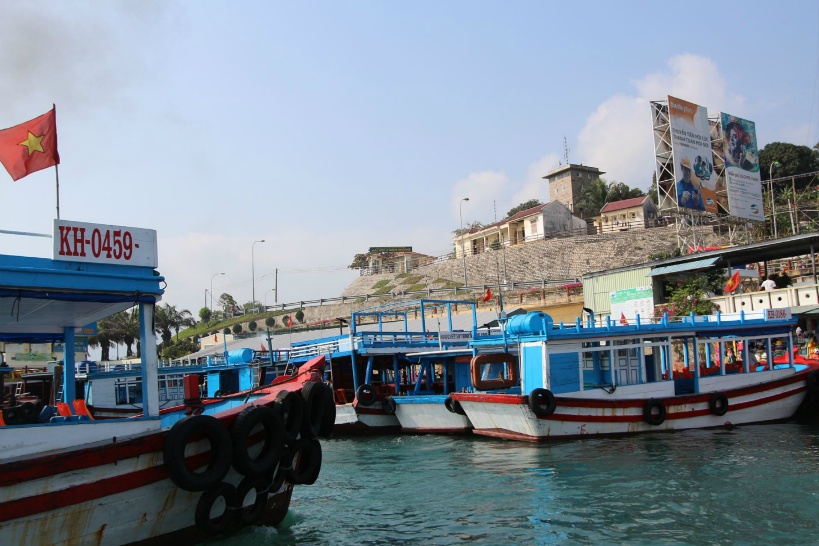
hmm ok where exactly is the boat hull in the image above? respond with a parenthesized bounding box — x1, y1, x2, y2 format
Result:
(455, 369, 809, 442)
(393, 395, 472, 434)
(331, 403, 400, 435)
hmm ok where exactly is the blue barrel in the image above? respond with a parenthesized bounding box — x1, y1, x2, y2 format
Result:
(506, 312, 553, 335)
(227, 348, 254, 364)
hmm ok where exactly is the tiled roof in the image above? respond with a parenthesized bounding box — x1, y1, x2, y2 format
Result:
(600, 196, 647, 213)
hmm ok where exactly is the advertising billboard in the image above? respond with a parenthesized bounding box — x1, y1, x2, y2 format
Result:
(720, 113, 764, 221)
(610, 286, 654, 322)
(668, 96, 717, 213)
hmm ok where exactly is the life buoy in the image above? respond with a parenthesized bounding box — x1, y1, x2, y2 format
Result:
(382, 396, 397, 415)
(163, 415, 233, 492)
(318, 383, 336, 438)
(231, 405, 284, 478)
(528, 388, 557, 417)
(445, 395, 463, 414)
(643, 398, 667, 426)
(709, 392, 729, 416)
(356, 383, 376, 406)
(236, 476, 270, 526)
(194, 482, 239, 535)
(283, 438, 322, 485)
(275, 390, 304, 446)
(300, 382, 325, 440)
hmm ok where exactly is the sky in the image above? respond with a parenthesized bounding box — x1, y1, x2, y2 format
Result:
(1, 1, 818, 317)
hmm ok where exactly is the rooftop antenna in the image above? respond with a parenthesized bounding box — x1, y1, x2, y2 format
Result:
(563, 135, 571, 165)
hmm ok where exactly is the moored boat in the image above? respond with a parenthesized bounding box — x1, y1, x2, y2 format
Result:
(0, 219, 333, 544)
(453, 308, 819, 442)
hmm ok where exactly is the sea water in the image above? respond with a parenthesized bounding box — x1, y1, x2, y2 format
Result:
(205, 423, 819, 545)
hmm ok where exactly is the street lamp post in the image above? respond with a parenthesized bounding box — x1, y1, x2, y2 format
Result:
(210, 272, 225, 313)
(252, 240, 266, 311)
(769, 161, 781, 238)
(264, 288, 276, 310)
(459, 197, 470, 287)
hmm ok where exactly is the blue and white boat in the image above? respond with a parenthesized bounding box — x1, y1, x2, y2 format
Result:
(453, 308, 819, 442)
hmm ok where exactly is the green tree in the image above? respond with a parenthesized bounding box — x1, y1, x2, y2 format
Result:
(506, 199, 542, 218)
(218, 293, 238, 315)
(232, 324, 243, 335)
(248, 320, 257, 332)
(349, 253, 369, 270)
(760, 142, 819, 179)
(198, 307, 212, 323)
(154, 303, 195, 346)
(655, 276, 716, 318)
(265, 317, 276, 328)
(574, 178, 644, 219)
(295, 310, 305, 323)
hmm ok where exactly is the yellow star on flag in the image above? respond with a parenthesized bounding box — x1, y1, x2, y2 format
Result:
(18, 131, 45, 155)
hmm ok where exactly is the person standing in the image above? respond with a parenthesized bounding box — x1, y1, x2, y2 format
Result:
(676, 157, 704, 210)
(760, 276, 777, 291)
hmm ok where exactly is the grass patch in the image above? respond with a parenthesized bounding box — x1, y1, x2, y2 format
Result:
(398, 275, 423, 285)
(395, 273, 410, 279)
(372, 285, 394, 295)
(372, 279, 390, 289)
(405, 283, 426, 292)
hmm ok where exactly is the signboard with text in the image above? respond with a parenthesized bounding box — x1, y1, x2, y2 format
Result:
(668, 96, 717, 213)
(720, 112, 764, 221)
(53, 219, 158, 267)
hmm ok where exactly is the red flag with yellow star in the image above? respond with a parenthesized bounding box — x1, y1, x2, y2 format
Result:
(0, 107, 60, 181)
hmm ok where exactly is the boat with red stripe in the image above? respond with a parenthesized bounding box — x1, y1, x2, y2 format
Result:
(453, 308, 819, 442)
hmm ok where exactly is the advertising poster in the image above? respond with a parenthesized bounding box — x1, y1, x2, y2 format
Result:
(610, 286, 654, 321)
(668, 96, 717, 213)
(720, 113, 764, 221)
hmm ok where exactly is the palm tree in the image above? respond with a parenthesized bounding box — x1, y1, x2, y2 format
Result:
(574, 178, 610, 219)
(154, 304, 194, 346)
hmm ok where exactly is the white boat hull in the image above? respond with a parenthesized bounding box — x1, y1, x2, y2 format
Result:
(393, 396, 472, 433)
(456, 369, 809, 441)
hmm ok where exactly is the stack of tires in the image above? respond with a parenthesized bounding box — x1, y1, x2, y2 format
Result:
(796, 369, 819, 422)
(162, 382, 336, 536)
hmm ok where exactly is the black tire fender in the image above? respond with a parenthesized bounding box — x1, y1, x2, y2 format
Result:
(643, 398, 667, 426)
(356, 383, 376, 406)
(445, 395, 465, 415)
(318, 383, 336, 438)
(708, 392, 729, 416)
(194, 482, 239, 535)
(283, 438, 322, 486)
(528, 388, 557, 417)
(300, 382, 325, 440)
(806, 369, 819, 393)
(231, 405, 284, 478)
(236, 476, 270, 526)
(275, 390, 304, 446)
(382, 396, 397, 415)
(163, 415, 233, 492)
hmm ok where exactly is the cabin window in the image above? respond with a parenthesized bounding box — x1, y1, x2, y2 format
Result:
(115, 378, 143, 405)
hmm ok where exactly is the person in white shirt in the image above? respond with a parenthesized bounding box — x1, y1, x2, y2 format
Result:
(760, 276, 777, 291)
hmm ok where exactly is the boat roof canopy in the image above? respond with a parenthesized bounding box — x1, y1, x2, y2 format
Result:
(0, 253, 164, 342)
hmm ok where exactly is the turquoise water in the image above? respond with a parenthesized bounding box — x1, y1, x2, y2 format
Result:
(208, 423, 819, 545)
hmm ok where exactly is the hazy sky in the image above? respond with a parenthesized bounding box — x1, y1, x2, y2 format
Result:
(1, 1, 818, 316)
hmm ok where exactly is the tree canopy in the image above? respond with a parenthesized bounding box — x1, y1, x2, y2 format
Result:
(574, 178, 644, 218)
(759, 142, 819, 179)
(506, 199, 542, 218)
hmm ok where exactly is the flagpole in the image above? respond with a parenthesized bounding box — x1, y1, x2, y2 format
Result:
(55, 163, 60, 219)
(53, 104, 60, 219)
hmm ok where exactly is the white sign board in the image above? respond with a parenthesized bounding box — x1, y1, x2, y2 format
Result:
(765, 308, 792, 321)
(53, 219, 158, 267)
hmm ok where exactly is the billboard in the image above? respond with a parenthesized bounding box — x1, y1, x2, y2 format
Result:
(668, 96, 717, 213)
(610, 286, 654, 321)
(720, 113, 764, 221)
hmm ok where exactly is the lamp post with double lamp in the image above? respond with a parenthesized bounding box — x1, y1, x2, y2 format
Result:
(264, 288, 276, 310)
(210, 272, 225, 314)
(769, 161, 781, 238)
(251, 240, 265, 312)
(459, 197, 469, 287)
